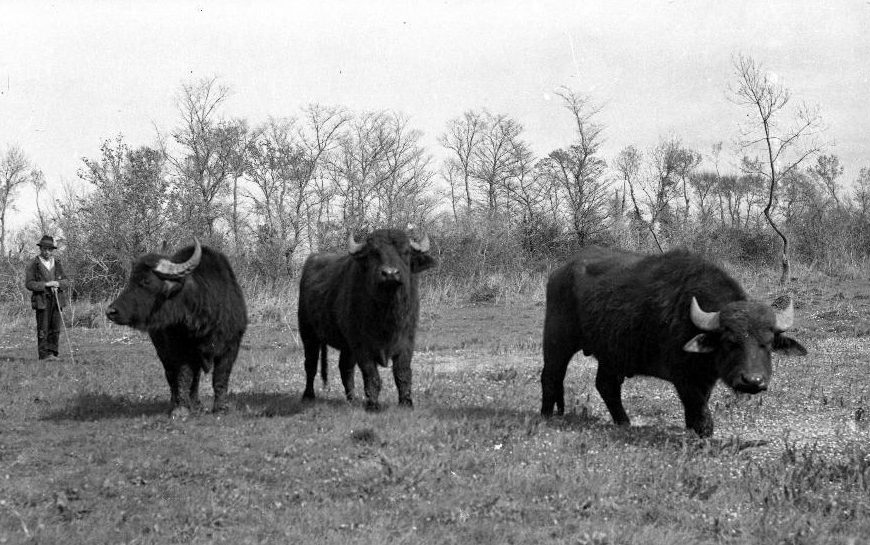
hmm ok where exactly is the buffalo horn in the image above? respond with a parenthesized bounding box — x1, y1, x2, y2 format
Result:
(689, 297, 720, 331)
(773, 299, 795, 332)
(347, 233, 365, 255)
(409, 233, 430, 253)
(154, 238, 202, 279)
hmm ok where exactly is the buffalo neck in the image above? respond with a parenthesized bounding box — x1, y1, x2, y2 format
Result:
(354, 275, 418, 341)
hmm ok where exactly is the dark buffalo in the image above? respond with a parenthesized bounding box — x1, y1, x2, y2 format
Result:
(298, 228, 437, 410)
(106, 239, 247, 418)
(541, 246, 806, 437)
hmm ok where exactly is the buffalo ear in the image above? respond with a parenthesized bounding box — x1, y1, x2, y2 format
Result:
(161, 279, 184, 297)
(683, 333, 716, 353)
(411, 252, 437, 273)
(774, 334, 807, 356)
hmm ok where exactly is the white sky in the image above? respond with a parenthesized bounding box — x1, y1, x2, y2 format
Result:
(2, 0, 869, 229)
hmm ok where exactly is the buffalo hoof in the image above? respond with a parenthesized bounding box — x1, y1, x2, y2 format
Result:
(170, 406, 191, 420)
(690, 424, 714, 439)
(212, 401, 231, 414)
(365, 400, 381, 412)
(301, 389, 315, 402)
(398, 398, 413, 409)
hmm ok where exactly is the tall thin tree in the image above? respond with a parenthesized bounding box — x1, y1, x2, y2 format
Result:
(0, 146, 32, 255)
(730, 53, 824, 283)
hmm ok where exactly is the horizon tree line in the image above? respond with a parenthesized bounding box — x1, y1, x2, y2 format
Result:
(1, 54, 868, 298)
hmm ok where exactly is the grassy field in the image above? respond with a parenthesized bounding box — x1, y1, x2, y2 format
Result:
(1, 269, 869, 544)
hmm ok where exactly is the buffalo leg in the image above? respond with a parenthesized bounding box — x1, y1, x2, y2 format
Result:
(301, 339, 320, 400)
(392, 350, 413, 407)
(163, 363, 180, 410)
(212, 341, 239, 413)
(675, 382, 715, 438)
(541, 344, 574, 416)
(339, 351, 356, 402)
(189, 366, 202, 411)
(173, 363, 197, 418)
(358, 359, 382, 411)
(319, 343, 329, 391)
(595, 367, 630, 427)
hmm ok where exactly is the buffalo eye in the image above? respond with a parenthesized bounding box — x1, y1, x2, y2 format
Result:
(718, 333, 738, 348)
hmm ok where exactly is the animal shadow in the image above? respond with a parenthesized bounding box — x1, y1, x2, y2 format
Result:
(432, 403, 767, 455)
(41, 390, 351, 421)
(600, 422, 769, 454)
(42, 392, 169, 421)
(432, 404, 542, 425)
(432, 402, 619, 432)
(234, 391, 350, 418)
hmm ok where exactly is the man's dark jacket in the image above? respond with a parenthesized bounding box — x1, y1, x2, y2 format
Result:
(24, 257, 71, 309)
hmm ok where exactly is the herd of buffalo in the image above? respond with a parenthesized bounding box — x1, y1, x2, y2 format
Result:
(104, 228, 807, 438)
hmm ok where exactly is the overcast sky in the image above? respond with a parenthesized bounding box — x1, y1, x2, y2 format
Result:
(2, 0, 868, 230)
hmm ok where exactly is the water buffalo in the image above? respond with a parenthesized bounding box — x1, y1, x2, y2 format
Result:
(540, 246, 807, 437)
(299, 228, 437, 410)
(106, 238, 247, 418)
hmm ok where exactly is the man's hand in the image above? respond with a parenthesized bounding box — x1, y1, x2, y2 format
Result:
(45, 281, 59, 289)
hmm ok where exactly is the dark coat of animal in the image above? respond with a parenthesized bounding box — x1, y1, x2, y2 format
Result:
(106, 239, 247, 417)
(540, 246, 807, 437)
(298, 229, 437, 410)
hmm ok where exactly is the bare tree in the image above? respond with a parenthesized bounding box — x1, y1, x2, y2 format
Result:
(689, 171, 721, 227)
(648, 137, 690, 238)
(0, 145, 32, 255)
(730, 53, 824, 283)
(538, 147, 610, 243)
(537, 88, 610, 243)
(30, 169, 49, 235)
(326, 110, 432, 231)
(165, 77, 240, 239)
(614, 145, 657, 248)
(328, 110, 393, 227)
(246, 117, 309, 278)
(473, 112, 527, 216)
(438, 110, 486, 212)
(375, 114, 434, 227)
(854, 167, 870, 219)
(224, 120, 255, 252)
(671, 143, 702, 221)
(245, 106, 349, 276)
(441, 161, 461, 221)
(500, 137, 545, 225)
(807, 154, 843, 208)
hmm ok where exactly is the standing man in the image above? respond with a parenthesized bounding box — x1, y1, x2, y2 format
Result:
(24, 235, 71, 361)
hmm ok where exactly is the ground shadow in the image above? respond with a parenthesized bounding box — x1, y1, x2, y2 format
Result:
(431, 403, 606, 432)
(0, 346, 38, 364)
(0, 355, 29, 363)
(40, 390, 349, 422)
(234, 391, 350, 418)
(41, 392, 169, 421)
(430, 403, 768, 453)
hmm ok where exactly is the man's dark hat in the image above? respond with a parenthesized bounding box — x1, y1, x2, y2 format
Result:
(37, 235, 57, 249)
